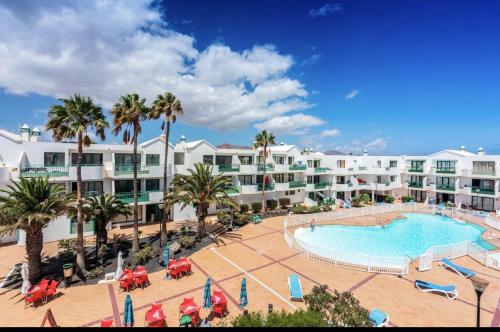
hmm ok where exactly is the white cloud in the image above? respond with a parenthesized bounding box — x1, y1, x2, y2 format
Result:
(0, 0, 320, 131)
(364, 138, 387, 151)
(254, 113, 325, 135)
(321, 128, 341, 137)
(32, 108, 47, 118)
(345, 89, 359, 100)
(309, 3, 343, 18)
(331, 137, 388, 154)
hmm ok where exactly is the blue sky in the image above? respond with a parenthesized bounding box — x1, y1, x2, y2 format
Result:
(0, 0, 499, 155)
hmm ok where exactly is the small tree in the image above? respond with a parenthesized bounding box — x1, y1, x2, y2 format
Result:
(266, 199, 278, 210)
(279, 198, 290, 209)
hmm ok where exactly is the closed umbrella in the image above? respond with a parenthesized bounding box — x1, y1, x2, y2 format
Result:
(203, 277, 211, 309)
(163, 245, 170, 266)
(123, 294, 134, 327)
(115, 251, 123, 280)
(20, 263, 31, 295)
(239, 277, 248, 308)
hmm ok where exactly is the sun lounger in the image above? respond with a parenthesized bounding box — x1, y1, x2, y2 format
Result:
(414, 280, 458, 300)
(288, 274, 303, 302)
(439, 258, 476, 278)
(369, 308, 389, 327)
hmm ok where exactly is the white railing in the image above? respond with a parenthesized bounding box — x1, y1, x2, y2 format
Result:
(419, 241, 499, 271)
(284, 203, 416, 275)
(485, 217, 500, 231)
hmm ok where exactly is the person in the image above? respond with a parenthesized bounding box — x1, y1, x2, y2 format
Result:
(310, 218, 315, 231)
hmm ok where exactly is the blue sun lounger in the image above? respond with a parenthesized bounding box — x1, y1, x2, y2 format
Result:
(369, 308, 389, 327)
(439, 258, 476, 278)
(288, 274, 303, 302)
(414, 280, 458, 300)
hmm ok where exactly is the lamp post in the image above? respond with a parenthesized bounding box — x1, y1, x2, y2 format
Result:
(475, 188, 480, 211)
(470, 276, 489, 327)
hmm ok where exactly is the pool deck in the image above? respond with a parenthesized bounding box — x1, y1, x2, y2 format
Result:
(0, 208, 499, 327)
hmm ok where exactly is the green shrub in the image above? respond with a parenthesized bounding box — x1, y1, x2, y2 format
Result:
(251, 202, 262, 213)
(234, 213, 250, 226)
(266, 199, 278, 210)
(133, 245, 156, 265)
(351, 196, 363, 207)
(179, 236, 195, 249)
(239, 204, 249, 213)
(308, 206, 321, 214)
(360, 193, 371, 203)
(167, 229, 178, 238)
(279, 198, 291, 208)
(384, 195, 395, 203)
(217, 211, 230, 224)
(83, 266, 104, 280)
(402, 196, 413, 203)
(231, 310, 326, 327)
(321, 205, 332, 212)
(291, 205, 307, 214)
(58, 238, 77, 252)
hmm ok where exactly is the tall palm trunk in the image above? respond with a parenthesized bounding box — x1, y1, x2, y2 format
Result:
(260, 143, 267, 215)
(26, 229, 43, 283)
(196, 205, 208, 239)
(76, 132, 86, 272)
(131, 130, 140, 254)
(160, 119, 171, 245)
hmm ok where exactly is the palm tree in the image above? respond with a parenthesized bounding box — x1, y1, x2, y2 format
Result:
(0, 177, 71, 282)
(150, 92, 183, 246)
(46, 94, 108, 273)
(111, 94, 151, 254)
(85, 194, 131, 260)
(167, 163, 237, 239)
(253, 130, 276, 215)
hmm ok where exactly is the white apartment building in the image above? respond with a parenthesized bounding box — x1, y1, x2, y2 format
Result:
(1, 126, 500, 245)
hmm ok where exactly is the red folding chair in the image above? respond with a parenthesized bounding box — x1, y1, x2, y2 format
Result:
(44, 280, 59, 303)
(179, 297, 200, 326)
(119, 271, 135, 292)
(145, 303, 166, 327)
(100, 319, 114, 327)
(25, 287, 45, 309)
(211, 289, 228, 318)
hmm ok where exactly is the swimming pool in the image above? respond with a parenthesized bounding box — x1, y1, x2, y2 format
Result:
(293, 213, 495, 259)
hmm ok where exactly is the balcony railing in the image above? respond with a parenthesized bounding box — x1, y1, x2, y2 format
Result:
(218, 165, 240, 173)
(472, 170, 496, 176)
(114, 165, 150, 175)
(115, 191, 150, 203)
(358, 166, 368, 171)
(257, 164, 275, 172)
(20, 165, 69, 178)
(314, 182, 328, 190)
(408, 182, 423, 189)
(471, 186, 495, 195)
(223, 186, 240, 195)
(257, 183, 274, 191)
(289, 181, 306, 188)
(408, 167, 424, 173)
(314, 167, 331, 173)
(289, 164, 307, 171)
(436, 184, 455, 192)
(436, 168, 456, 174)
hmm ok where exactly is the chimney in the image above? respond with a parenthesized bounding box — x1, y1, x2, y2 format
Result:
(363, 149, 368, 156)
(31, 127, 41, 142)
(179, 135, 186, 143)
(460, 145, 466, 152)
(20, 124, 31, 142)
(477, 147, 485, 156)
(280, 141, 285, 146)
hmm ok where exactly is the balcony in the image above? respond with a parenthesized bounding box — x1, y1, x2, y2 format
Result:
(289, 181, 306, 189)
(223, 186, 240, 196)
(115, 191, 150, 203)
(257, 183, 275, 191)
(358, 166, 368, 171)
(471, 186, 495, 195)
(408, 167, 424, 173)
(289, 164, 307, 171)
(257, 164, 275, 172)
(314, 182, 329, 190)
(436, 168, 456, 174)
(218, 165, 240, 173)
(274, 182, 289, 191)
(21, 165, 69, 178)
(240, 184, 258, 194)
(436, 184, 455, 192)
(408, 182, 423, 189)
(114, 165, 150, 175)
(471, 170, 496, 177)
(314, 167, 331, 173)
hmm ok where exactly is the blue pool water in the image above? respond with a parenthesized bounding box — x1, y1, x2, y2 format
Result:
(294, 213, 495, 258)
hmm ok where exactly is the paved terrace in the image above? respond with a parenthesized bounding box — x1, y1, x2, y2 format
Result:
(0, 212, 499, 327)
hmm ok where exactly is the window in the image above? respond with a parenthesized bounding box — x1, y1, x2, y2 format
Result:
(390, 160, 398, 168)
(272, 155, 285, 165)
(336, 176, 345, 184)
(44, 152, 65, 166)
(238, 156, 253, 165)
(471, 197, 494, 211)
(215, 155, 232, 166)
(436, 160, 455, 172)
(307, 160, 313, 168)
(240, 175, 253, 185)
(114, 180, 141, 193)
(410, 175, 423, 185)
(473, 161, 495, 175)
(337, 160, 345, 168)
(174, 152, 184, 165)
(203, 155, 214, 165)
(390, 175, 397, 182)
(377, 160, 382, 168)
(307, 176, 313, 184)
(377, 176, 382, 184)
(288, 156, 294, 165)
(313, 160, 320, 168)
(472, 179, 495, 189)
(436, 177, 453, 187)
(146, 179, 160, 191)
(287, 173, 294, 182)
(146, 154, 160, 166)
(71, 153, 103, 166)
(410, 160, 424, 170)
(115, 153, 141, 165)
(285, 190, 296, 196)
(72, 181, 103, 195)
(274, 173, 285, 183)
